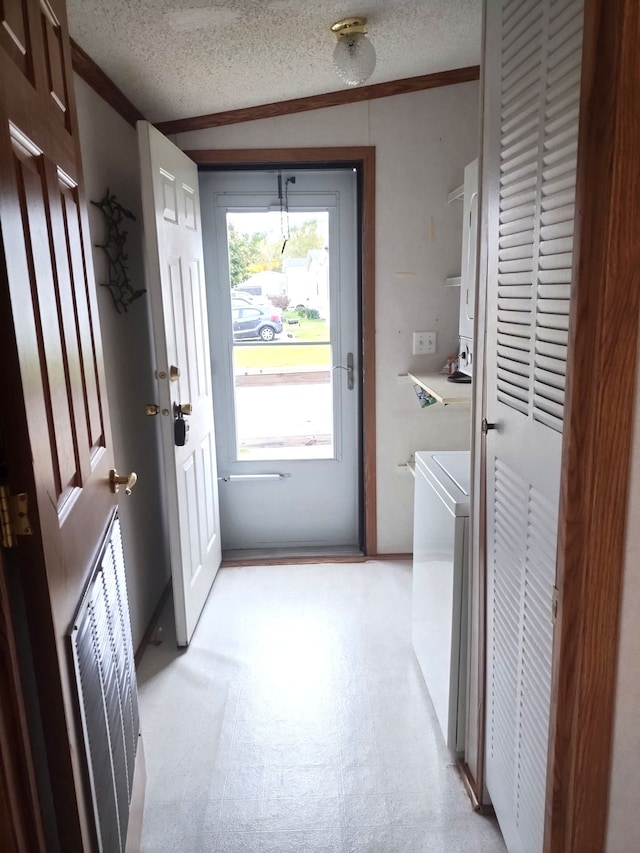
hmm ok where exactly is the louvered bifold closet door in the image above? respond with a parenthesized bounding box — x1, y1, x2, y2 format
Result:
(484, 1, 583, 851)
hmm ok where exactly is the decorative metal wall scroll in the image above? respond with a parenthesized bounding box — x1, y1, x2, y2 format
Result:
(91, 191, 146, 313)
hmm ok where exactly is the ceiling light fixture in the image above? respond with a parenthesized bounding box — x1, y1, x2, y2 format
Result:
(330, 17, 376, 87)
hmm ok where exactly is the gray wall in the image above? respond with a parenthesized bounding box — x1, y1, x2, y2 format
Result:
(74, 75, 170, 650)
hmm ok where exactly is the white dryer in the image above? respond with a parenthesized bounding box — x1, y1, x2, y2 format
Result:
(412, 450, 470, 754)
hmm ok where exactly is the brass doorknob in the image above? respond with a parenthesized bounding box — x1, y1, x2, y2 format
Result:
(146, 404, 160, 416)
(174, 403, 192, 416)
(109, 469, 138, 496)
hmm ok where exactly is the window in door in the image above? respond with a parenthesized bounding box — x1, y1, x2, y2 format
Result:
(224, 209, 335, 462)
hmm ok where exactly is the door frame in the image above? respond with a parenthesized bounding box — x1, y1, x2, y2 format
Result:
(0, 547, 47, 852)
(546, 0, 640, 849)
(187, 147, 377, 555)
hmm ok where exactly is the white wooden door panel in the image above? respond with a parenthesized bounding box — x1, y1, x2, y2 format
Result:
(483, 0, 584, 850)
(138, 122, 221, 646)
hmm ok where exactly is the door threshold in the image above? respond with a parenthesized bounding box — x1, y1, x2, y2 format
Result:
(221, 545, 365, 566)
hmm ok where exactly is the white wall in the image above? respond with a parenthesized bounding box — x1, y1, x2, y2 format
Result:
(175, 82, 479, 553)
(606, 335, 640, 849)
(74, 76, 171, 649)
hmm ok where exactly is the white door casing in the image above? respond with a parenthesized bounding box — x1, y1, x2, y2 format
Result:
(200, 169, 360, 552)
(138, 122, 221, 646)
(483, 1, 583, 850)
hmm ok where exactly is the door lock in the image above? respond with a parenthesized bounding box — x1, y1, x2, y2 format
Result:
(146, 404, 160, 416)
(173, 402, 191, 447)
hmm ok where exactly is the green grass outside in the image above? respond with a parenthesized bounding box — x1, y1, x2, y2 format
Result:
(282, 314, 329, 342)
(234, 315, 331, 370)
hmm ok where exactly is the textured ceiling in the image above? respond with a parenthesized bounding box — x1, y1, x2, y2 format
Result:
(67, 0, 482, 124)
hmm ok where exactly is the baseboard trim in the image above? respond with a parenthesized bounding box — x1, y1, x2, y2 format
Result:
(370, 553, 413, 561)
(457, 759, 494, 816)
(220, 553, 413, 567)
(221, 554, 368, 568)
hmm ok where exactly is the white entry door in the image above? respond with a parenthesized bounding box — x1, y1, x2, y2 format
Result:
(200, 169, 360, 552)
(138, 122, 222, 645)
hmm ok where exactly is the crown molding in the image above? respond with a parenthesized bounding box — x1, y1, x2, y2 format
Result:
(156, 65, 480, 135)
(70, 39, 145, 127)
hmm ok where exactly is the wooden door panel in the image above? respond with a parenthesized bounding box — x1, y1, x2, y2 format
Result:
(10, 131, 107, 513)
(39, 0, 68, 125)
(199, 432, 217, 550)
(180, 455, 202, 580)
(58, 181, 105, 456)
(160, 169, 178, 222)
(182, 182, 197, 229)
(188, 258, 209, 405)
(168, 258, 190, 402)
(0, 0, 31, 77)
(0, 0, 124, 847)
(12, 138, 80, 505)
(139, 121, 221, 645)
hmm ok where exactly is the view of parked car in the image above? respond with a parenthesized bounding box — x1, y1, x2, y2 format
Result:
(232, 306, 283, 342)
(230, 291, 256, 306)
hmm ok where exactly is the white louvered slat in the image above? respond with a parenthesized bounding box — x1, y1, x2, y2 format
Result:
(498, 323, 532, 341)
(490, 458, 560, 853)
(495, 3, 540, 418)
(485, 2, 583, 851)
(499, 344, 529, 363)
(490, 458, 527, 819)
(500, 243, 535, 261)
(535, 366, 566, 389)
(536, 352, 567, 373)
(533, 0, 582, 432)
(504, 0, 541, 50)
(498, 308, 531, 328)
(515, 486, 557, 851)
(535, 326, 568, 345)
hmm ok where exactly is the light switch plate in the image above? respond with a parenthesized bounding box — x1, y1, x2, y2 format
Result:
(413, 331, 437, 355)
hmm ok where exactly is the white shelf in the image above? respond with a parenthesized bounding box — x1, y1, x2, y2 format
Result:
(408, 371, 472, 405)
(448, 184, 464, 203)
(445, 276, 462, 287)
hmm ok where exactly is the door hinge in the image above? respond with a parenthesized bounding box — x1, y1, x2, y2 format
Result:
(0, 485, 33, 549)
(552, 586, 560, 624)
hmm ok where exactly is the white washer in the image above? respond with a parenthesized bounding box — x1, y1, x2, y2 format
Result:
(412, 450, 470, 754)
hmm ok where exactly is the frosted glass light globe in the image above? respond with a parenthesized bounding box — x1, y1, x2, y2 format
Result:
(333, 32, 376, 86)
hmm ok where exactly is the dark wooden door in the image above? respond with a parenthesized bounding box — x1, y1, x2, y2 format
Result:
(0, 0, 119, 848)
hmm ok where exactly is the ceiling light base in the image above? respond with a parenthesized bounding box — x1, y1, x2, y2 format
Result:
(331, 17, 368, 38)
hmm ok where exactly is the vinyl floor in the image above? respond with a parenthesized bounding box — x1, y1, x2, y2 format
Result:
(137, 560, 506, 852)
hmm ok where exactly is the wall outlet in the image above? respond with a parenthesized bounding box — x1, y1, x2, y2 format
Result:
(413, 330, 437, 355)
